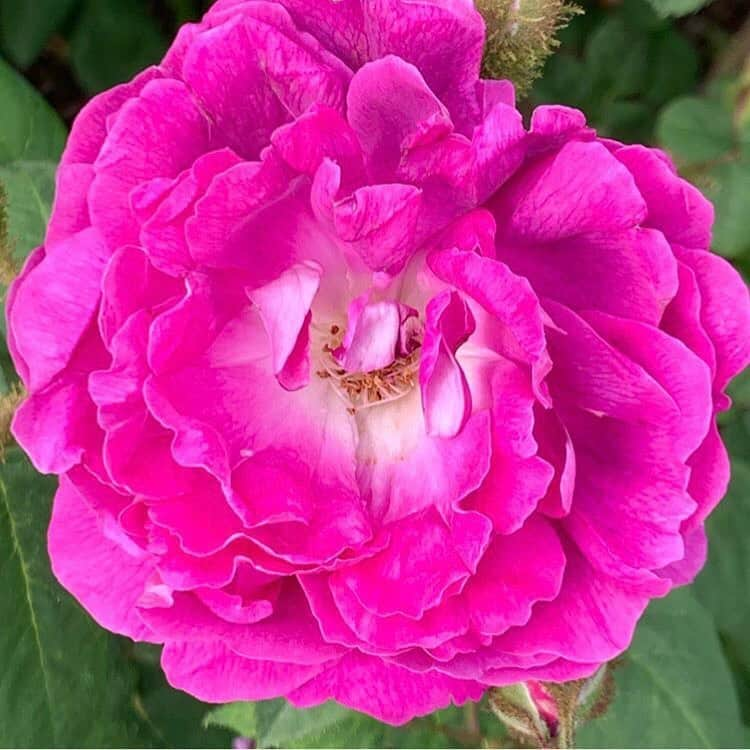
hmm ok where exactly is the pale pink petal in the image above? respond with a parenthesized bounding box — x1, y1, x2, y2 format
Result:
(419, 290, 475, 438)
(248, 261, 322, 390)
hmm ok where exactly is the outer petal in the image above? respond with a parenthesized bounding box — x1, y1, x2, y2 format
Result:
(491, 543, 650, 663)
(277, 0, 485, 130)
(677, 247, 750, 397)
(499, 228, 679, 326)
(161, 641, 325, 703)
(9, 228, 109, 391)
(48, 476, 157, 642)
(140, 583, 343, 665)
(90, 78, 212, 251)
(287, 651, 485, 725)
(614, 145, 713, 250)
(492, 141, 647, 244)
(13, 375, 99, 474)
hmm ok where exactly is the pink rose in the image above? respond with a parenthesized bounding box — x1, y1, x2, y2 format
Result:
(8, 0, 750, 726)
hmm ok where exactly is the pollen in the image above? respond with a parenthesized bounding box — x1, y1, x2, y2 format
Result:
(316, 329, 421, 413)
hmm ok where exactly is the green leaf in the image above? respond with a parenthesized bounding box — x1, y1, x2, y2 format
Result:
(0, 59, 63, 339)
(645, 0, 712, 17)
(0, 160, 55, 261)
(694, 460, 750, 650)
(205, 699, 380, 748)
(535, 2, 698, 143)
(205, 699, 486, 749)
(69, 0, 167, 94)
(0, 0, 78, 68)
(0, 57, 66, 164)
(166, 0, 201, 24)
(0, 449, 151, 747)
(578, 588, 745, 748)
(656, 97, 735, 167)
(132, 649, 233, 749)
(722, 411, 750, 464)
(645, 30, 699, 106)
(704, 159, 750, 259)
(205, 701, 259, 738)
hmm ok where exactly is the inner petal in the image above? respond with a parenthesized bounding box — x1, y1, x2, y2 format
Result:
(247, 260, 322, 391)
(314, 290, 424, 415)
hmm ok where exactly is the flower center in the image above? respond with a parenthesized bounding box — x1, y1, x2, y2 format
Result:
(316, 324, 421, 414)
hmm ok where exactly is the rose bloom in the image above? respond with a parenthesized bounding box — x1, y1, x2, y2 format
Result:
(8, 0, 750, 725)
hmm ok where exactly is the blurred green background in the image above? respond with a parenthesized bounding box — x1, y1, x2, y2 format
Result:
(0, 0, 749, 747)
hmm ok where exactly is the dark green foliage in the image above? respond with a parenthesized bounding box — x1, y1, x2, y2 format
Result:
(0, 451, 151, 747)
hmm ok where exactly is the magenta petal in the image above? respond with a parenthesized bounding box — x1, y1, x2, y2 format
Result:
(13, 376, 100, 474)
(271, 104, 365, 182)
(684, 422, 730, 530)
(141, 583, 342, 665)
(48, 476, 158, 642)
(500, 228, 679, 326)
(465, 517, 566, 635)
(496, 140, 647, 243)
(614, 145, 714, 249)
(140, 149, 243, 276)
(161, 641, 326, 703)
(468, 360, 554, 534)
(527, 105, 594, 156)
(276, 0, 485, 132)
(180, 15, 289, 159)
(61, 66, 162, 167)
(329, 506, 490, 619)
(10, 228, 109, 391)
(493, 543, 649, 662)
(332, 183, 423, 273)
(359, 409, 492, 526)
(471, 102, 526, 202)
(288, 651, 485, 725)
(45, 163, 94, 245)
(677, 247, 750, 397)
(90, 79, 212, 251)
(428, 247, 551, 401)
(347, 56, 453, 180)
(657, 526, 708, 586)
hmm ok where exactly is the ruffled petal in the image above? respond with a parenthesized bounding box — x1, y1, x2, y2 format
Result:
(287, 651, 485, 725)
(9, 228, 109, 391)
(48, 477, 158, 642)
(161, 641, 325, 702)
